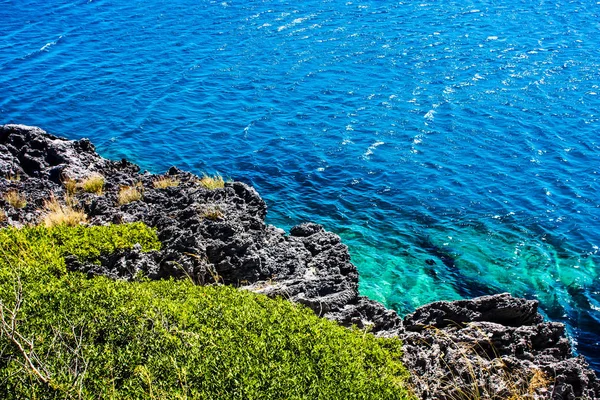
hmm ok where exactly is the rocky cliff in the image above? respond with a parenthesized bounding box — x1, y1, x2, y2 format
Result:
(1, 124, 598, 399)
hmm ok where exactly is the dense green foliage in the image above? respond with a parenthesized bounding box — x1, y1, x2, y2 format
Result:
(0, 224, 413, 399)
(0, 222, 160, 281)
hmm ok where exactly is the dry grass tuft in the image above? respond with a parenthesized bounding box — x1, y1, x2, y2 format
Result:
(118, 185, 143, 205)
(200, 205, 225, 220)
(153, 176, 180, 189)
(0, 209, 6, 222)
(7, 173, 21, 182)
(42, 196, 87, 227)
(63, 179, 78, 196)
(81, 174, 105, 194)
(199, 174, 225, 190)
(417, 325, 552, 400)
(520, 369, 550, 399)
(4, 190, 27, 209)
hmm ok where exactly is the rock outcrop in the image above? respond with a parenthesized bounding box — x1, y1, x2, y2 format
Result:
(1, 124, 598, 399)
(402, 294, 599, 399)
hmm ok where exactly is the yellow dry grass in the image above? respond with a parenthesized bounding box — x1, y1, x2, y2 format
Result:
(64, 179, 78, 196)
(153, 176, 180, 189)
(4, 190, 27, 209)
(81, 174, 105, 194)
(200, 205, 224, 220)
(118, 185, 143, 205)
(199, 174, 225, 190)
(7, 172, 21, 182)
(413, 325, 551, 400)
(42, 197, 87, 227)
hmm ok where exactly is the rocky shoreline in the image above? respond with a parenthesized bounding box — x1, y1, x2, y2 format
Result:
(1, 124, 598, 399)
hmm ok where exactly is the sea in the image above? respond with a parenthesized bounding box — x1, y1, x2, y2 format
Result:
(1, 0, 599, 372)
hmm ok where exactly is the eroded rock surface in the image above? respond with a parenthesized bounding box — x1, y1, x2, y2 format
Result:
(1, 124, 598, 399)
(402, 294, 599, 399)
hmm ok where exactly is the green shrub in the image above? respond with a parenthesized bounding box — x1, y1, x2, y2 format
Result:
(0, 222, 160, 281)
(0, 224, 414, 400)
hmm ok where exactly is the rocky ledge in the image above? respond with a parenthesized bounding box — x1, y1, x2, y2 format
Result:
(1, 124, 598, 399)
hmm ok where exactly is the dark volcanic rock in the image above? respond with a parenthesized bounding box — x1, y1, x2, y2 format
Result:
(401, 294, 600, 399)
(0, 124, 365, 319)
(404, 293, 544, 330)
(1, 124, 598, 399)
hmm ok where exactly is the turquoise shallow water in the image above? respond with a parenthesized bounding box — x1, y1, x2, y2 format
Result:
(1, 0, 599, 370)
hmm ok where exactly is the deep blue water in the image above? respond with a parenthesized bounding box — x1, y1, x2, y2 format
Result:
(1, 0, 599, 371)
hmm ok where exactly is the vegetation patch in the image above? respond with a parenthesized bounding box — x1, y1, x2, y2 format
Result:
(63, 178, 78, 196)
(0, 224, 413, 400)
(415, 327, 551, 400)
(153, 176, 180, 189)
(62, 174, 105, 195)
(80, 174, 105, 195)
(42, 196, 88, 228)
(0, 222, 160, 280)
(6, 173, 20, 182)
(118, 184, 143, 205)
(199, 174, 225, 190)
(3, 190, 26, 209)
(200, 204, 225, 220)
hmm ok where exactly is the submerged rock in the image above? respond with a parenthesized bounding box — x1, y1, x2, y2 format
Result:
(1, 124, 598, 399)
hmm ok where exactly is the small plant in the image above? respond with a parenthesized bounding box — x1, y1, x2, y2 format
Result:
(4, 190, 27, 209)
(81, 174, 105, 195)
(524, 369, 550, 397)
(63, 178, 78, 196)
(7, 172, 21, 182)
(200, 205, 224, 220)
(153, 176, 180, 189)
(42, 196, 87, 228)
(118, 184, 143, 205)
(199, 174, 225, 190)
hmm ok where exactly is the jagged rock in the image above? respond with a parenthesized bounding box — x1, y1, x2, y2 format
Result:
(401, 294, 600, 399)
(1, 124, 598, 399)
(0, 124, 362, 316)
(404, 293, 544, 330)
(326, 296, 404, 335)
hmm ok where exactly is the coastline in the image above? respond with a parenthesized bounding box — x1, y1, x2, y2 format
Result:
(1, 124, 598, 399)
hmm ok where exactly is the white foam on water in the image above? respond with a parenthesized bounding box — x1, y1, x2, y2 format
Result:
(362, 141, 384, 159)
(40, 35, 62, 52)
(277, 14, 314, 32)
